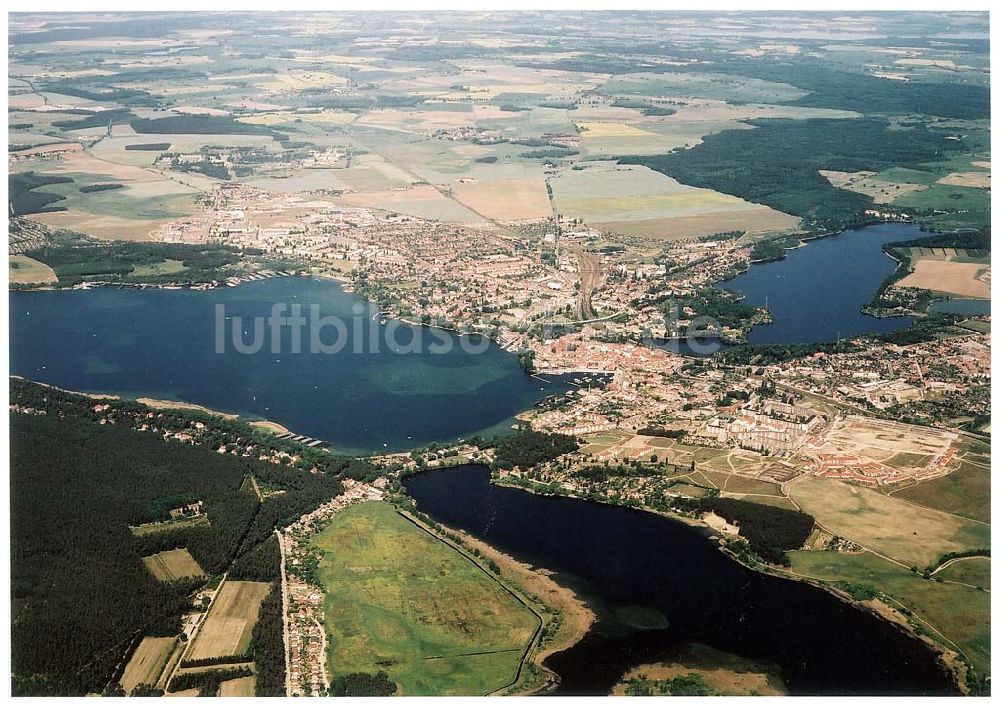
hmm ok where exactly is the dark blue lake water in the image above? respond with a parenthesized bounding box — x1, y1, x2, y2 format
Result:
(722, 223, 919, 345)
(9, 277, 569, 454)
(404, 465, 957, 696)
(929, 298, 991, 315)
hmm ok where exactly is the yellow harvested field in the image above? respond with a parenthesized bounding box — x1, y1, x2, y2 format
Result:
(897, 260, 991, 299)
(219, 676, 256, 697)
(289, 52, 376, 65)
(596, 210, 798, 239)
(9, 255, 58, 284)
(971, 161, 990, 169)
(27, 211, 166, 241)
(258, 71, 348, 92)
(788, 475, 990, 568)
(120, 637, 177, 694)
(936, 171, 990, 188)
(451, 178, 551, 221)
(552, 163, 799, 239)
(143, 548, 205, 582)
(165, 688, 200, 697)
(576, 121, 658, 138)
(186, 581, 271, 661)
(170, 105, 229, 116)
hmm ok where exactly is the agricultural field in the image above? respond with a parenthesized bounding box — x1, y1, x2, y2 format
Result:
(142, 548, 205, 583)
(312, 501, 538, 696)
(896, 249, 991, 300)
(185, 581, 271, 661)
(788, 550, 990, 678)
(218, 676, 256, 696)
(934, 557, 990, 590)
(450, 178, 551, 221)
(890, 445, 991, 524)
(787, 475, 989, 569)
(820, 170, 927, 204)
(550, 163, 798, 240)
(120, 637, 179, 694)
(8, 255, 57, 285)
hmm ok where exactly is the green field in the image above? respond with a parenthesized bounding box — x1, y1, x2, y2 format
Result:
(891, 453, 990, 524)
(789, 550, 990, 678)
(312, 502, 538, 695)
(935, 557, 991, 590)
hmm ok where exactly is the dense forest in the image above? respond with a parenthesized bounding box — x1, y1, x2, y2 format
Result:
(250, 585, 286, 697)
(10, 413, 255, 695)
(9, 377, 380, 480)
(492, 429, 580, 469)
(130, 114, 277, 137)
(524, 44, 990, 119)
(700, 497, 815, 565)
(9, 172, 72, 216)
(330, 671, 398, 696)
(621, 118, 963, 233)
(9, 380, 356, 696)
(22, 231, 244, 286)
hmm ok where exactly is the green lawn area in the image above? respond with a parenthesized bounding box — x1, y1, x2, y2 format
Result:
(131, 259, 187, 277)
(935, 557, 990, 591)
(788, 550, 990, 678)
(311, 502, 538, 695)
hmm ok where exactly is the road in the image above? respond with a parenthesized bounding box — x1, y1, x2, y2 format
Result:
(276, 529, 293, 697)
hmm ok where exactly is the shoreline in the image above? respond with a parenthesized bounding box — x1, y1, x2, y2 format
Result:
(8, 267, 354, 294)
(482, 474, 965, 694)
(11, 377, 306, 445)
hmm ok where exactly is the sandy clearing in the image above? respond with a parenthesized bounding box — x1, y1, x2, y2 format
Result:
(9, 255, 58, 284)
(936, 172, 990, 188)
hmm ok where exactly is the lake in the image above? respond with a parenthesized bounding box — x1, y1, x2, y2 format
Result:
(722, 223, 919, 345)
(929, 298, 991, 316)
(403, 465, 957, 696)
(9, 277, 569, 454)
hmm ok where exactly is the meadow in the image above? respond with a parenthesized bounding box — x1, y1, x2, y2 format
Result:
(311, 501, 538, 695)
(890, 447, 990, 524)
(788, 476, 990, 569)
(788, 550, 990, 678)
